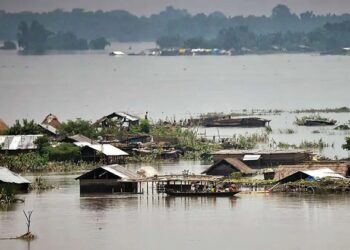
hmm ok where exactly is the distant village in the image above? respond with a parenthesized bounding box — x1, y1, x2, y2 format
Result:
(1, 111, 350, 200)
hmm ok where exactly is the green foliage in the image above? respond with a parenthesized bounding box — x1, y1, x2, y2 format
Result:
(58, 118, 98, 139)
(29, 176, 55, 190)
(89, 37, 110, 50)
(17, 20, 51, 52)
(43, 143, 81, 162)
(294, 115, 333, 125)
(34, 135, 50, 154)
(6, 119, 42, 135)
(342, 137, 350, 151)
(0, 40, 17, 50)
(335, 124, 350, 130)
(0, 152, 48, 172)
(277, 139, 328, 150)
(156, 35, 183, 48)
(46, 31, 88, 50)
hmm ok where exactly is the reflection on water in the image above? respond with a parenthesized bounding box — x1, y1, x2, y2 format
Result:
(2, 171, 350, 250)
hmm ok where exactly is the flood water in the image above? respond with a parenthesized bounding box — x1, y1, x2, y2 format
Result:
(1, 46, 350, 158)
(1, 161, 350, 250)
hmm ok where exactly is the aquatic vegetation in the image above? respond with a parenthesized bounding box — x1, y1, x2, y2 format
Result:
(335, 124, 350, 130)
(294, 115, 335, 126)
(277, 139, 329, 150)
(279, 128, 295, 134)
(228, 132, 270, 150)
(294, 107, 350, 113)
(29, 176, 55, 191)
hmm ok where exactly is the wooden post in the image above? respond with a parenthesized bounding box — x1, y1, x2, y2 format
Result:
(146, 181, 149, 195)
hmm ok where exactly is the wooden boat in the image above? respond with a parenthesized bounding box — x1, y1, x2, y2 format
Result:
(203, 117, 270, 127)
(165, 190, 240, 197)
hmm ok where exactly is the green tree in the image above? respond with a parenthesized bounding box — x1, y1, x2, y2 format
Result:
(89, 37, 110, 50)
(0, 41, 17, 50)
(17, 20, 51, 52)
(6, 119, 42, 135)
(58, 119, 98, 139)
(342, 137, 350, 151)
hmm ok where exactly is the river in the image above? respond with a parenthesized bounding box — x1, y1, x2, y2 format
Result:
(1, 161, 350, 250)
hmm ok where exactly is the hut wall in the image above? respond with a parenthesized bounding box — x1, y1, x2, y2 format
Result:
(79, 179, 137, 193)
(0, 182, 29, 192)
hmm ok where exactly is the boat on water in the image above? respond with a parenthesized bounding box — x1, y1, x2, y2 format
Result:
(109, 51, 125, 56)
(165, 190, 240, 197)
(203, 117, 270, 127)
(303, 119, 337, 126)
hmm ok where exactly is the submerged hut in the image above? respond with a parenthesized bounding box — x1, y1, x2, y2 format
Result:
(95, 112, 139, 129)
(0, 167, 30, 191)
(278, 168, 345, 184)
(76, 164, 139, 193)
(211, 149, 313, 168)
(202, 158, 255, 176)
(275, 162, 350, 181)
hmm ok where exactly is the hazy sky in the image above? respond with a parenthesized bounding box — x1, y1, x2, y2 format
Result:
(1, 0, 350, 16)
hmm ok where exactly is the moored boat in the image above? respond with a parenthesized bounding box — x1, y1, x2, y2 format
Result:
(165, 190, 240, 197)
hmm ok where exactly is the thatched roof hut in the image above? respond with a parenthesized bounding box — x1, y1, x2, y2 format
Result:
(274, 162, 350, 181)
(41, 113, 61, 129)
(202, 158, 255, 176)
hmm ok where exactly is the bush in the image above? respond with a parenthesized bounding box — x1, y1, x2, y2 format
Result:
(43, 143, 81, 162)
(59, 118, 98, 139)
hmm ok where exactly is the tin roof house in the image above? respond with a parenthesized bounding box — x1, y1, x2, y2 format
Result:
(0, 167, 30, 191)
(75, 164, 139, 193)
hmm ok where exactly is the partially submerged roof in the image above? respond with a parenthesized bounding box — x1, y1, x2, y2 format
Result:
(0, 135, 42, 150)
(0, 167, 30, 184)
(202, 158, 255, 175)
(76, 164, 138, 180)
(278, 167, 345, 183)
(275, 162, 349, 180)
(74, 142, 128, 156)
(212, 149, 311, 155)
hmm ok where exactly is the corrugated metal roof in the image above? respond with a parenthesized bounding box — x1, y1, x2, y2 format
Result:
(76, 164, 138, 180)
(74, 142, 128, 156)
(0, 135, 42, 150)
(68, 134, 94, 143)
(243, 155, 261, 161)
(0, 167, 30, 184)
(116, 112, 139, 122)
(39, 123, 58, 135)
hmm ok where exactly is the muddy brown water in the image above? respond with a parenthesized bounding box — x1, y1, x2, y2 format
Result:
(1, 161, 350, 250)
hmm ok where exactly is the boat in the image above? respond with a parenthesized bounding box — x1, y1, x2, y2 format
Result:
(303, 119, 336, 126)
(203, 117, 270, 127)
(165, 190, 240, 197)
(109, 51, 125, 56)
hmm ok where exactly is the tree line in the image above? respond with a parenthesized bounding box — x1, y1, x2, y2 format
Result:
(156, 20, 350, 52)
(0, 5, 350, 42)
(17, 20, 110, 52)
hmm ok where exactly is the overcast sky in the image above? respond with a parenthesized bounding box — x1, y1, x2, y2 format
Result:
(1, 0, 350, 16)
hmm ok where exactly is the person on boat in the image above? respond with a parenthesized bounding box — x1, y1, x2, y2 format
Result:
(190, 184, 196, 192)
(229, 184, 237, 192)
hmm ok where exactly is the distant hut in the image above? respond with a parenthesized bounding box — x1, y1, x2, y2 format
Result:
(40, 113, 61, 136)
(74, 142, 128, 164)
(202, 158, 255, 176)
(95, 112, 139, 129)
(75, 164, 139, 193)
(0, 167, 30, 192)
(0, 119, 9, 133)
